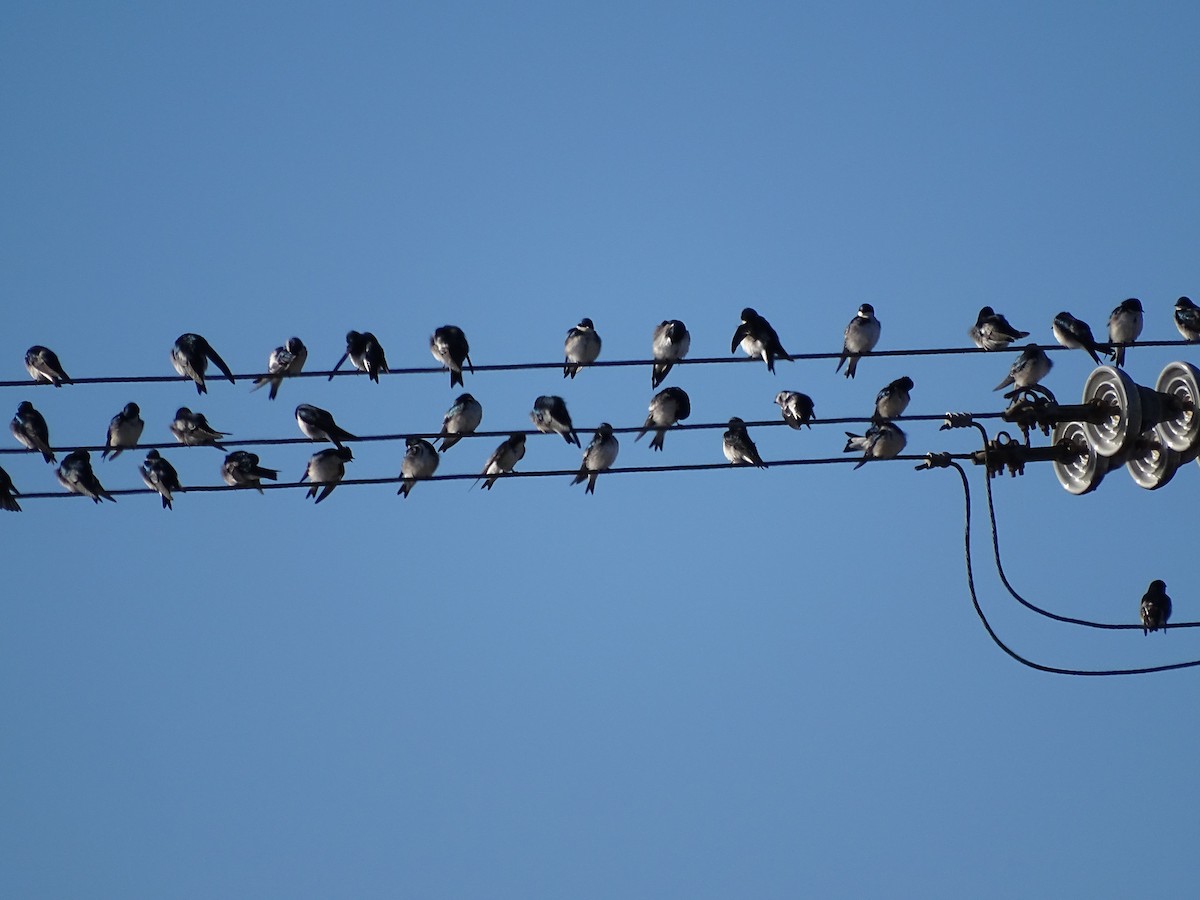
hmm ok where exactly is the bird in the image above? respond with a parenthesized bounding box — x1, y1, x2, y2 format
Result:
(170, 407, 230, 449)
(171, 333, 236, 394)
(968, 307, 1030, 351)
(140, 450, 182, 510)
(221, 450, 278, 493)
(571, 423, 620, 494)
(24, 346, 70, 386)
(437, 393, 483, 452)
(1107, 299, 1143, 368)
(57, 449, 115, 503)
(10, 401, 55, 463)
(994, 345, 1053, 394)
(635, 386, 691, 451)
(723, 417, 767, 468)
(430, 325, 473, 388)
(329, 330, 388, 382)
(252, 336, 307, 400)
(398, 437, 439, 497)
(1051, 312, 1108, 365)
(295, 404, 356, 449)
(563, 318, 602, 378)
(837, 304, 881, 379)
(731, 307, 791, 373)
(651, 319, 691, 388)
(479, 433, 526, 490)
(0, 465, 21, 512)
(102, 402, 144, 460)
(530, 395, 580, 446)
(1139, 579, 1172, 635)
(1174, 297, 1200, 342)
(873, 376, 913, 423)
(844, 422, 907, 469)
(302, 447, 353, 504)
(775, 391, 816, 430)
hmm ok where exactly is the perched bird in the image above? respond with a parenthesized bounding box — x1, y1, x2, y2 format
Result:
(24, 346, 70, 386)
(430, 325, 473, 388)
(563, 318, 602, 378)
(102, 402, 144, 460)
(170, 407, 230, 449)
(1107, 299, 1143, 368)
(10, 401, 55, 463)
(571, 423, 620, 494)
(221, 450, 278, 493)
(837, 304, 881, 379)
(1174, 296, 1200, 342)
(731, 307, 791, 373)
(329, 330, 388, 382)
(635, 386, 691, 452)
(844, 422, 907, 469)
(295, 404, 356, 449)
(1140, 579, 1172, 635)
(968, 307, 1029, 351)
(1051, 312, 1108, 365)
(775, 391, 816, 430)
(651, 319, 691, 388)
(398, 437, 439, 498)
(171, 333, 236, 394)
(57, 449, 115, 503)
(994, 345, 1053, 394)
(0, 465, 21, 512)
(873, 376, 913, 423)
(723, 417, 767, 468)
(302, 447, 353, 504)
(140, 449, 183, 510)
(479, 433, 526, 490)
(530, 395, 580, 446)
(252, 336, 307, 400)
(437, 393, 483, 452)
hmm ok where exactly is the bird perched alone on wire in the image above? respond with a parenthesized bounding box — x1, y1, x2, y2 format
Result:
(530, 395, 580, 446)
(775, 391, 816, 429)
(1174, 297, 1200, 341)
(872, 376, 913, 424)
(25, 346, 71, 386)
(968, 307, 1029, 351)
(57, 450, 115, 503)
(10, 401, 55, 463)
(172, 333, 236, 394)
(140, 450, 182, 510)
(837, 304, 880, 379)
(171, 407, 230, 449)
(1051, 312, 1108, 365)
(102, 402, 144, 460)
(252, 336, 307, 400)
(636, 386, 691, 452)
(295, 404, 356, 449)
(430, 325, 473, 388)
(563, 318, 602, 379)
(844, 422, 906, 469)
(723, 417, 767, 468)
(731, 308, 791, 373)
(1107, 299, 1143, 368)
(651, 319, 690, 388)
(302, 447, 353, 504)
(1140, 580, 1172, 635)
(0, 465, 22, 512)
(222, 451, 278, 493)
(994, 346, 1053, 396)
(572, 423, 619, 494)
(398, 437, 439, 497)
(479, 433, 526, 490)
(437, 393, 482, 452)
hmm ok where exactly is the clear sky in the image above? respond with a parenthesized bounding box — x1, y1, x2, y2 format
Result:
(3, 2, 1199, 897)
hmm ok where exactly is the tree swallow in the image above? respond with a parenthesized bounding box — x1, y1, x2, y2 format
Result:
(1140, 579, 1172, 635)
(295, 403, 356, 449)
(571, 423, 619, 494)
(775, 390, 816, 429)
(329, 330, 388, 382)
(563, 318, 602, 378)
(24, 345, 70, 386)
(1051, 312, 1108, 365)
(635, 386, 691, 451)
(731, 307, 791, 373)
(837, 304, 881, 379)
(872, 376, 913, 423)
(302, 447, 353, 504)
(0, 465, 21, 512)
(102, 402, 144, 460)
(222, 450, 278, 493)
(968, 307, 1030, 351)
(1174, 296, 1200, 342)
(1106, 298, 1143, 368)
(140, 449, 183, 510)
(252, 336, 307, 400)
(430, 325, 473, 388)
(530, 395, 580, 446)
(994, 345, 1053, 393)
(172, 333, 236, 394)
(10, 401, 55, 463)
(437, 393, 482, 452)
(723, 416, 767, 468)
(479, 433, 526, 490)
(651, 319, 691, 388)
(398, 437, 439, 497)
(844, 422, 907, 469)
(57, 449, 115, 502)
(170, 407, 230, 449)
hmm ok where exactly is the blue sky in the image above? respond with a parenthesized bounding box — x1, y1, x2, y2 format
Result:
(3, 2, 1199, 897)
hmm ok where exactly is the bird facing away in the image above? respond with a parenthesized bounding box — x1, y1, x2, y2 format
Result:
(102, 402, 144, 460)
(530, 395, 580, 446)
(571, 423, 620, 494)
(398, 437, 439, 497)
(222, 451, 278, 493)
(437, 393, 483, 452)
(651, 319, 691, 388)
(25, 346, 70, 386)
(479, 433, 526, 490)
(1107, 299, 1143, 368)
(994, 345, 1053, 394)
(969, 307, 1030, 351)
(329, 330, 388, 382)
(170, 407, 230, 449)
(10, 401, 55, 463)
(1051, 312, 1108, 365)
(723, 417, 767, 468)
(140, 449, 182, 510)
(0, 465, 22, 512)
(844, 422, 907, 469)
(430, 325, 473, 388)
(636, 386, 691, 452)
(563, 318, 602, 378)
(1140, 579, 1172, 635)
(57, 449, 115, 503)
(295, 404, 356, 449)
(837, 304, 881, 379)
(873, 376, 913, 423)
(172, 333, 236, 395)
(302, 447, 354, 504)
(775, 391, 816, 430)
(252, 336, 307, 400)
(731, 308, 791, 373)
(1174, 297, 1200, 342)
